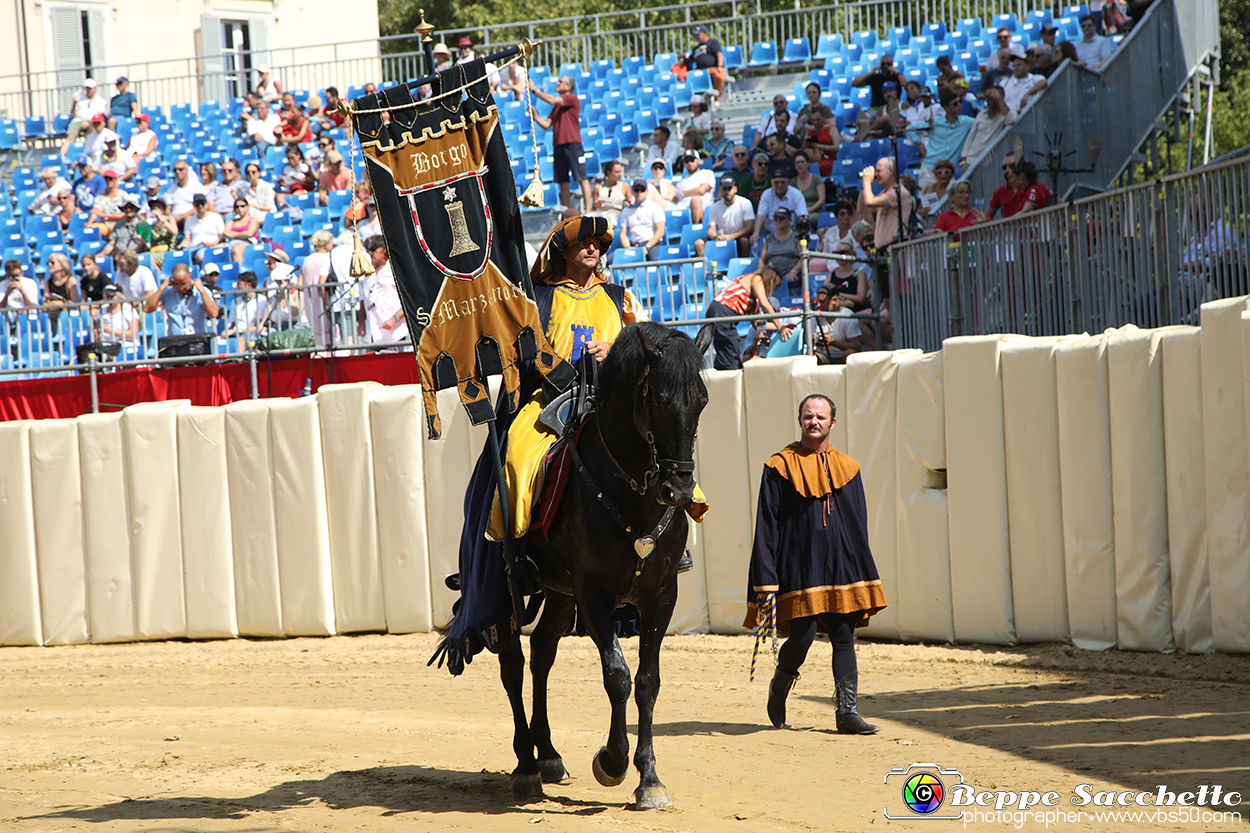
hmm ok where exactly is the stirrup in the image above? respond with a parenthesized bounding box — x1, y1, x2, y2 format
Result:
(677, 548, 693, 574)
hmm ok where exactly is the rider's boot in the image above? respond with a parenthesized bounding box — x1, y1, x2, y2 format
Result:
(767, 668, 799, 728)
(834, 672, 880, 734)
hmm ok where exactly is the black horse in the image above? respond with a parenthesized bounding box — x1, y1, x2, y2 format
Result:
(501, 321, 713, 809)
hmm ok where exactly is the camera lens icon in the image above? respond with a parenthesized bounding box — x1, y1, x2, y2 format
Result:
(903, 771, 945, 814)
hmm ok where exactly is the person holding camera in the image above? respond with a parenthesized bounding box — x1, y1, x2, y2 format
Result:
(852, 54, 906, 112)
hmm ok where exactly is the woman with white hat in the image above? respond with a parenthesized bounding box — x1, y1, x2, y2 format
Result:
(254, 64, 284, 104)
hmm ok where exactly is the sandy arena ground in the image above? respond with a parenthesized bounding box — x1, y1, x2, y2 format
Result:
(0, 632, 1247, 833)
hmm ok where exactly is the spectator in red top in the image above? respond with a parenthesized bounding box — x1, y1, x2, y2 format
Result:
(986, 152, 1019, 219)
(317, 87, 346, 131)
(527, 74, 591, 213)
(279, 104, 312, 145)
(932, 180, 986, 237)
(1005, 161, 1053, 216)
(802, 110, 840, 177)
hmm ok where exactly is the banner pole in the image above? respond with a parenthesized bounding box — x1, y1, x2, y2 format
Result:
(486, 417, 526, 628)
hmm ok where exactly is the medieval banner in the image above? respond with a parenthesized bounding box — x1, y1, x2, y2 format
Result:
(351, 59, 572, 439)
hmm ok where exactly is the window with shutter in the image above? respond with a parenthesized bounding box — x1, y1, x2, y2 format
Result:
(196, 15, 226, 103)
(50, 6, 85, 113)
(247, 18, 271, 86)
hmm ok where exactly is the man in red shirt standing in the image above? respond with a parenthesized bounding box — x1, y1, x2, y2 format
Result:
(986, 151, 1020, 220)
(528, 75, 591, 213)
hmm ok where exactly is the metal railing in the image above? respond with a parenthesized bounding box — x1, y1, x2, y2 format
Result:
(892, 154, 1250, 352)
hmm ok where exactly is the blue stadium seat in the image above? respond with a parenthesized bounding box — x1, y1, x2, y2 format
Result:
(726, 257, 757, 279)
(622, 56, 645, 77)
(663, 208, 691, 244)
(616, 122, 641, 149)
(815, 34, 844, 59)
(262, 210, 293, 234)
(956, 17, 982, 36)
(782, 38, 812, 63)
(923, 21, 948, 42)
(0, 126, 19, 150)
(203, 246, 232, 268)
(239, 243, 271, 275)
(1027, 9, 1054, 27)
(723, 45, 744, 70)
(992, 13, 1019, 32)
(22, 117, 47, 140)
(162, 249, 191, 276)
(703, 239, 737, 274)
(852, 30, 877, 49)
(51, 114, 71, 136)
(748, 42, 779, 67)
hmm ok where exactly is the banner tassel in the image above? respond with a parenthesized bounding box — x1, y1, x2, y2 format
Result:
(349, 227, 375, 278)
(518, 49, 545, 209)
(342, 100, 376, 279)
(519, 164, 545, 208)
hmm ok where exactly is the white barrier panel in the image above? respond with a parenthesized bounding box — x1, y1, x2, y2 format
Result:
(944, 336, 1017, 645)
(1201, 299, 1250, 653)
(422, 385, 483, 627)
(743, 356, 809, 516)
(895, 351, 955, 644)
(1001, 337, 1072, 643)
(671, 512, 711, 634)
(1159, 328, 1213, 653)
(1055, 334, 1117, 650)
(270, 397, 336, 636)
(369, 385, 434, 634)
(848, 350, 919, 640)
(0, 422, 42, 646)
(697, 370, 752, 633)
(318, 383, 387, 633)
(29, 419, 88, 645)
(1106, 327, 1175, 652)
(77, 413, 136, 643)
(225, 400, 283, 637)
(178, 406, 238, 639)
(790, 362, 848, 453)
(122, 401, 189, 639)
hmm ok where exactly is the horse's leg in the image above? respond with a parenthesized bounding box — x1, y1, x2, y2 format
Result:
(578, 589, 633, 788)
(631, 578, 678, 810)
(499, 633, 542, 798)
(528, 592, 575, 783)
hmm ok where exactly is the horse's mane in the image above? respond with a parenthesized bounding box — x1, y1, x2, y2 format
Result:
(598, 322, 702, 411)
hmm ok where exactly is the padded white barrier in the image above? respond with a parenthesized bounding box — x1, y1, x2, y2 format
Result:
(1001, 336, 1072, 644)
(670, 513, 711, 634)
(0, 422, 42, 646)
(1202, 299, 1250, 652)
(743, 356, 810, 516)
(894, 351, 955, 644)
(318, 383, 386, 633)
(369, 385, 434, 634)
(77, 413, 136, 643)
(225, 400, 283, 637)
(1106, 327, 1175, 652)
(1055, 333, 1117, 650)
(270, 397, 336, 636)
(29, 419, 88, 645)
(848, 350, 919, 640)
(122, 401, 189, 639)
(697, 369, 752, 633)
(177, 406, 238, 640)
(790, 361, 849, 453)
(943, 336, 1018, 645)
(1159, 328, 1213, 653)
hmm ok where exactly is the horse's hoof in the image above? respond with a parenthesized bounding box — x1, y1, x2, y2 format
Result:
(632, 784, 674, 810)
(538, 757, 570, 783)
(591, 746, 628, 787)
(511, 771, 544, 799)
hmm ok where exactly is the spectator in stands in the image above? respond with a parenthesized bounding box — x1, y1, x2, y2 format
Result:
(184, 194, 226, 264)
(935, 55, 958, 86)
(771, 111, 802, 159)
(646, 125, 680, 172)
(306, 134, 331, 170)
(317, 150, 354, 206)
(685, 25, 727, 101)
(645, 159, 678, 206)
(852, 53, 906, 114)
(743, 153, 772, 209)
(528, 74, 592, 213)
(791, 151, 825, 217)
(819, 201, 858, 254)
(704, 122, 734, 170)
(1057, 40, 1080, 66)
(960, 85, 1014, 170)
(300, 229, 335, 347)
(127, 113, 158, 159)
(753, 170, 807, 249)
(899, 83, 936, 150)
(72, 157, 107, 211)
(1074, 15, 1113, 69)
(275, 145, 316, 208)
(53, 191, 77, 233)
(139, 175, 163, 217)
(822, 241, 870, 311)
(356, 198, 381, 240)
(859, 80, 902, 140)
(587, 159, 630, 229)
(754, 95, 792, 146)
(1005, 160, 1054, 216)
(673, 151, 716, 224)
(108, 76, 139, 130)
(363, 82, 378, 97)
(917, 159, 956, 221)
(44, 253, 79, 337)
(702, 175, 755, 258)
(244, 99, 281, 149)
(931, 180, 986, 237)
(237, 92, 260, 130)
(497, 60, 528, 102)
(1003, 51, 1048, 113)
(760, 207, 803, 292)
(61, 79, 107, 157)
(857, 157, 911, 335)
(1028, 42, 1059, 78)
(812, 284, 862, 365)
(82, 116, 109, 167)
(618, 179, 668, 260)
(704, 265, 786, 370)
(304, 93, 325, 128)
(113, 249, 158, 300)
(97, 283, 139, 347)
(262, 257, 306, 331)
(100, 197, 144, 258)
(255, 64, 284, 104)
(457, 36, 478, 63)
(99, 133, 136, 181)
(240, 162, 277, 218)
(145, 262, 220, 333)
(724, 145, 752, 191)
(202, 161, 236, 215)
(29, 167, 71, 214)
(278, 91, 297, 120)
(79, 254, 109, 302)
(2, 259, 38, 334)
(263, 249, 295, 284)
(680, 129, 705, 163)
(225, 271, 265, 339)
(358, 235, 406, 347)
(764, 134, 794, 178)
(164, 160, 207, 223)
(802, 110, 840, 178)
(224, 196, 261, 263)
(795, 82, 834, 137)
(918, 93, 974, 188)
(1040, 23, 1060, 51)
(981, 48, 1015, 91)
(144, 197, 180, 266)
(985, 152, 1018, 219)
(318, 87, 347, 132)
(687, 95, 712, 135)
(279, 104, 313, 146)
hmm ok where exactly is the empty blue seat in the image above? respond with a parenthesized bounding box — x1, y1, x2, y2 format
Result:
(852, 30, 877, 49)
(815, 34, 844, 59)
(723, 45, 744, 69)
(22, 117, 47, 139)
(923, 21, 948, 42)
(748, 42, 779, 67)
(956, 17, 982, 36)
(992, 13, 1019, 32)
(782, 38, 812, 62)
(704, 239, 737, 274)
(162, 249, 191, 275)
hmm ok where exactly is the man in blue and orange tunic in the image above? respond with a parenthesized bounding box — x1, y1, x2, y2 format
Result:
(745, 393, 887, 733)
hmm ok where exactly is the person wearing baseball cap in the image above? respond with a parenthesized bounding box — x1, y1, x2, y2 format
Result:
(109, 76, 138, 130)
(703, 173, 756, 258)
(1003, 43, 1049, 113)
(62, 78, 106, 156)
(618, 182, 667, 258)
(71, 156, 107, 211)
(673, 150, 716, 224)
(684, 23, 727, 100)
(317, 148, 354, 204)
(128, 112, 158, 159)
(255, 64, 283, 104)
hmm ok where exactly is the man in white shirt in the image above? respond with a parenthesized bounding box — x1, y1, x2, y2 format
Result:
(113, 249, 158, 300)
(245, 99, 282, 149)
(1001, 51, 1048, 114)
(81, 117, 110, 167)
(127, 113, 159, 159)
(1, 259, 39, 318)
(98, 133, 137, 181)
(60, 79, 108, 157)
(754, 94, 791, 148)
(700, 175, 756, 257)
(183, 195, 226, 263)
(226, 271, 267, 339)
(752, 171, 808, 247)
(1073, 14, 1114, 69)
(618, 179, 668, 260)
(28, 168, 71, 215)
(672, 152, 717, 224)
(645, 126, 680, 173)
(960, 85, 1016, 169)
(163, 160, 207, 223)
(359, 235, 408, 348)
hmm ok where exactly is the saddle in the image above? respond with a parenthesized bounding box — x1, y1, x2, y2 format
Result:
(531, 355, 598, 538)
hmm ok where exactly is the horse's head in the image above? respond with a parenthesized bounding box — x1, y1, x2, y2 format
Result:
(599, 322, 714, 506)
